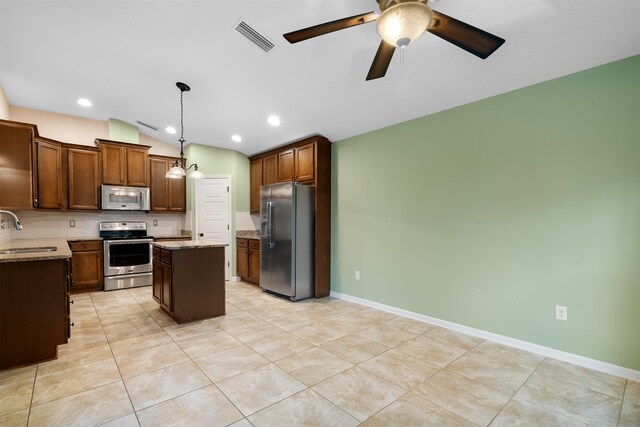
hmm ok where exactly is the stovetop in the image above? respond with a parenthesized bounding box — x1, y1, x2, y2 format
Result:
(99, 221, 149, 240)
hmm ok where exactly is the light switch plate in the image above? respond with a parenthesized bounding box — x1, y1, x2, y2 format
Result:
(69, 220, 76, 228)
(153, 220, 158, 226)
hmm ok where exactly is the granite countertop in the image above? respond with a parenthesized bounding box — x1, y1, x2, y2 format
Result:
(66, 237, 103, 242)
(153, 235, 192, 240)
(236, 230, 260, 240)
(152, 239, 227, 250)
(0, 238, 72, 263)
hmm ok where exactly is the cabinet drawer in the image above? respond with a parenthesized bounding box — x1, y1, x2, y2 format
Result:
(160, 249, 172, 264)
(249, 239, 260, 250)
(153, 246, 161, 260)
(237, 238, 248, 248)
(69, 240, 102, 252)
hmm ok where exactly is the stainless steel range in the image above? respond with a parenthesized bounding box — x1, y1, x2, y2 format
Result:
(100, 221, 153, 291)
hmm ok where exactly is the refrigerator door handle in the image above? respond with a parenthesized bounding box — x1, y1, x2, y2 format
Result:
(267, 201, 275, 248)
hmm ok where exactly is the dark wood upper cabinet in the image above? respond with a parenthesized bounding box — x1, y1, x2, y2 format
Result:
(35, 137, 63, 210)
(277, 149, 295, 182)
(100, 144, 125, 185)
(0, 119, 37, 210)
(149, 155, 185, 212)
(294, 143, 315, 182)
(168, 173, 185, 212)
(67, 146, 100, 210)
(95, 139, 150, 187)
(150, 157, 169, 211)
(250, 159, 263, 214)
(126, 147, 148, 186)
(263, 154, 277, 185)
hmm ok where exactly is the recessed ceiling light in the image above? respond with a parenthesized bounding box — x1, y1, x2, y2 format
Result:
(165, 126, 177, 134)
(267, 115, 280, 126)
(77, 98, 92, 107)
(231, 134, 242, 143)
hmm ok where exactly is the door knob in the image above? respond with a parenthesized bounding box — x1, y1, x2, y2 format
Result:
(199, 233, 204, 237)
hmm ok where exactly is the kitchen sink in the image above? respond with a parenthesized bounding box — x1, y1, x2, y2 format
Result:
(0, 246, 57, 254)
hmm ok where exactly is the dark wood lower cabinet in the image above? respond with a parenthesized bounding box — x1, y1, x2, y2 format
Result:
(69, 240, 103, 293)
(236, 238, 259, 285)
(153, 245, 225, 323)
(0, 258, 69, 369)
(248, 240, 260, 285)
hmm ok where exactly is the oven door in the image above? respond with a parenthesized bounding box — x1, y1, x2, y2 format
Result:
(103, 238, 153, 277)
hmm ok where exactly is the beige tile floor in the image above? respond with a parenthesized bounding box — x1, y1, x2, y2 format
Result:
(1, 281, 638, 426)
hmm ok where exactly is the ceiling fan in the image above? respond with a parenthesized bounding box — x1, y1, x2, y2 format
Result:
(283, 0, 505, 81)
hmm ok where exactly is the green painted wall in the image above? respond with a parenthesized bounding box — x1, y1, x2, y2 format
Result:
(108, 118, 139, 144)
(331, 55, 640, 370)
(184, 143, 250, 274)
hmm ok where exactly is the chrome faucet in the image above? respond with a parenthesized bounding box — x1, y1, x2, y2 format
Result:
(0, 210, 23, 230)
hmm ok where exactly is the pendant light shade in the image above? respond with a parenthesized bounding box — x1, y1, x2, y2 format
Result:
(188, 168, 204, 179)
(165, 82, 203, 179)
(166, 164, 186, 179)
(376, 2, 433, 47)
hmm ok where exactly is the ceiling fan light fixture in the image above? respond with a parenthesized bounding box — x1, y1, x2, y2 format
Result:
(376, 2, 433, 47)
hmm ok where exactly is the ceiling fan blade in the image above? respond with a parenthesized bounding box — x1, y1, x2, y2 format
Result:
(366, 41, 396, 81)
(284, 11, 378, 44)
(427, 11, 505, 59)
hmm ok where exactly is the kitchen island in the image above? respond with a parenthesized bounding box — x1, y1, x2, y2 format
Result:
(152, 240, 227, 324)
(0, 238, 72, 369)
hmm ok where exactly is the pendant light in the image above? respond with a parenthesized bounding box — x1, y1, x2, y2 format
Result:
(166, 82, 204, 179)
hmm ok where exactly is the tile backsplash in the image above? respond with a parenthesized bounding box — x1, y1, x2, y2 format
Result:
(236, 211, 259, 231)
(1, 210, 188, 241)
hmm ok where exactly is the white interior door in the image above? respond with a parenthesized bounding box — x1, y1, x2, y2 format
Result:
(195, 176, 231, 280)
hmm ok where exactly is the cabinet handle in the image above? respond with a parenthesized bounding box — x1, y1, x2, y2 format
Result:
(70, 322, 75, 327)
(70, 300, 74, 304)
(199, 233, 204, 237)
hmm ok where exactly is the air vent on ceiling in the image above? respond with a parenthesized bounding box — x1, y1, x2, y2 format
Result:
(235, 20, 275, 53)
(136, 121, 158, 131)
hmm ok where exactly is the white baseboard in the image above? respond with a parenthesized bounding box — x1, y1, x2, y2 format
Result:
(330, 291, 640, 381)
(230, 276, 241, 282)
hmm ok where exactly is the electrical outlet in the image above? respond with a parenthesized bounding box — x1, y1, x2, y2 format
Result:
(355, 270, 360, 280)
(556, 305, 568, 321)
(153, 220, 158, 226)
(69, 220, 75, 228)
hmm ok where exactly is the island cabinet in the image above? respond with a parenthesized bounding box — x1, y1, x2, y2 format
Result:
(248, 135, 331, 297)
(152, 243, 225, 324)
(95, 139, 150, 187)
(69, 240, 103, 293)
(0, 119, 38, 210)
(0, 257, 70, 369)
(236, 238, 260, 285)
(149, 155, 186, 212)
(65, 144, 101, 210)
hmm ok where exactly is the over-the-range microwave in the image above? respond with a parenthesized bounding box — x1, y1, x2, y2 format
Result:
(101, 185, 150, 211)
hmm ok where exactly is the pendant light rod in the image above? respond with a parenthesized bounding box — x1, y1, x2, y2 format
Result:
(166, 81, 203, 179)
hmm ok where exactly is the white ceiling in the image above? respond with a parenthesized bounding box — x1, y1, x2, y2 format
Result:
(1, 1, 639, 156)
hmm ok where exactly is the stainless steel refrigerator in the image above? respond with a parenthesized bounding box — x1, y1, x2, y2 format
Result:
(260, 182, 314, 301)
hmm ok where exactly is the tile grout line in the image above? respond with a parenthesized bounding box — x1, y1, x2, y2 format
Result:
(484, 355, 547, 426)
(616, 379, 628, 427)
(25, 363, 38, 427)
(92, 289, 140, 427)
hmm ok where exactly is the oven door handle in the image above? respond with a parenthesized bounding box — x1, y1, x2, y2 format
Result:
(104, 239, 153, 245)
